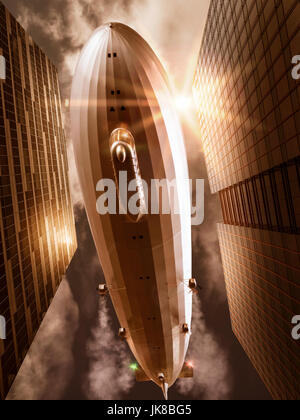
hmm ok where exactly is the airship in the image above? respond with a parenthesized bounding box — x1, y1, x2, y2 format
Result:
(71, 22, 196, 399)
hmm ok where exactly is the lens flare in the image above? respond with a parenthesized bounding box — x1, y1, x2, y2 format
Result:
(175, 94, 193, 112)
(130, 363, 138, 371)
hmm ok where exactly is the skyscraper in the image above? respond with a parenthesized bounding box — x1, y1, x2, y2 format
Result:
(193, 0, 300, 399)
(0, 3, 77, 399)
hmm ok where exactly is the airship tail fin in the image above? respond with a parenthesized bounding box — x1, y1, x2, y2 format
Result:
(161, 382, 168, 400)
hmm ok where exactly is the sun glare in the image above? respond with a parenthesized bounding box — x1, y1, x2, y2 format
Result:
(175, 94, 193, 113)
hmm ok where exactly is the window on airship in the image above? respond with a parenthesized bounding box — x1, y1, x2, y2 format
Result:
(111, 90, 120, 96)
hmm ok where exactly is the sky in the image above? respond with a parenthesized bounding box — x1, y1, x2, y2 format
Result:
(3, 0, 271, 400)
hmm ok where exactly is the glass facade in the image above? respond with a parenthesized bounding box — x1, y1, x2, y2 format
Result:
(194, 0, 300, 399)
(218, 224, 299, 399)
(0, 3, 77, 399)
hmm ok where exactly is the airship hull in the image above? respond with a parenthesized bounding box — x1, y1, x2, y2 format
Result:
(71, 23, 192, 390)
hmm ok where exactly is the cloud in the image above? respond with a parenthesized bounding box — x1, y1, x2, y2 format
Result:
(130, 0, 211, 88)
(6, 279, 79, 400)
(67, 142, 84, 211)
(192, 219, 226, 299)
(176, 295, 231, 400)
(85, 299, 134, 400)
(181, 117, 226, 300)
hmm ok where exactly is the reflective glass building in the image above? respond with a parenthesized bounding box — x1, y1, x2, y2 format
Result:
(193, 0, 300, 399)
(0, 2, 77, 399)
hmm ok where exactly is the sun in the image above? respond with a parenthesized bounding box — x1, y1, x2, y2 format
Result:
(175, 94, 193, 113)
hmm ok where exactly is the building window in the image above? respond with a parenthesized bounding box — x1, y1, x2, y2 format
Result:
(220, 157, 299, 234)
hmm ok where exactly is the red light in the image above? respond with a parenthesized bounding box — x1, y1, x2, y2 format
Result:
(186, 361, 194, 368)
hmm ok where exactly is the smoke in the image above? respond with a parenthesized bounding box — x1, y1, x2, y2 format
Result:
(85, 299, 134, 400)
(176, 296, 231, 400)
(6, 279, 79, 400)
(192, 222, 225, 298)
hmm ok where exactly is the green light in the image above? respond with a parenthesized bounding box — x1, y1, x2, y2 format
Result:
(130, 363, 138, 371)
